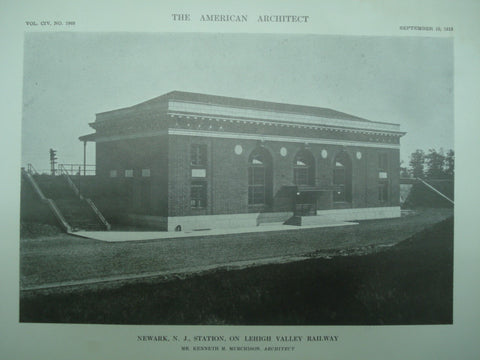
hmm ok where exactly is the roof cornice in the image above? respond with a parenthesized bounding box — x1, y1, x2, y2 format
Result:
(168, 112, 405, 138)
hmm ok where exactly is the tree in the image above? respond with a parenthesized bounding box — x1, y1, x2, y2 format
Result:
(407, 148, 454, 179)
(400, 160, 410, 178)
(409, 149, 425, 178)
(444, 149, 454, 178)
(425, 148, 446, 179)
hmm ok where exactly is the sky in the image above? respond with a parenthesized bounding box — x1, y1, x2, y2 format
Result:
(22, 32, 453, 172)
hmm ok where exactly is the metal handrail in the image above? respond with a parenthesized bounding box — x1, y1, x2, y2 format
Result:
(59, 165, 82, 199)
(85, 198, 111, 230)
(22, 169, 47, 200)
(26, 163, 38, 175)
(44, 199, 73, 233)
(59, 163, 96, 176)
(26, 163, 96, 176)
(417, 178, 454, 205)
(59, 165, 111, 231)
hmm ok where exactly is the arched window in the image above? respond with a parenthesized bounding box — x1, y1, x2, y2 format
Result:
(248, 147, 273, 206)
(293, 150, 315, 185)
(333, 152, 352, 203)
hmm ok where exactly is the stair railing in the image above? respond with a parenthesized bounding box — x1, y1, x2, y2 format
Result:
(21, 168, 72, 233)
(59, 164, 111, 231)
(59, 164, 82, 199)
(27, 163, 39, 175)
(85, 198, 111, 230)
(417, 178, 454, 205)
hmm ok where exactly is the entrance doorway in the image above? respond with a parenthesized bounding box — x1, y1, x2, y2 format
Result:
(294, 191, 317, 216)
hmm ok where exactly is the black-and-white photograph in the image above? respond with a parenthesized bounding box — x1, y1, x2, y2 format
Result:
(20, 33, 454, 325)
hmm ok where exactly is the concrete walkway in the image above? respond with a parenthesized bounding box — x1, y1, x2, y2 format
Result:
(73, 221, 358, 242)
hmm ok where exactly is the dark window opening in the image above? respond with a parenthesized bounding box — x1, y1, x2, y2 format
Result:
(379, 153, 388, 172)
(191, 144, 207, 166)
(294, 168, 309, 186)
(333, 152, 352, 203)
(248, 167, 266, 204)
(190, 181, 207, 209)
(377, 153, 389, 203)
(293, 150, 315, 186)
(378, 180, 389, 203)
(378, 153, 389, 181)
(248, 148, 273, 206)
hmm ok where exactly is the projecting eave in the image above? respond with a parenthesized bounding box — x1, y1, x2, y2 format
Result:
(168, 111, 405, 137)
(79, 133, 97, 142)
(167, 100, 402, 134)
(94, 96, 170, 123)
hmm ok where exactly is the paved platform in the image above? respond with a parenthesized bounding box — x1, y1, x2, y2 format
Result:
(72, 221, 358, 242)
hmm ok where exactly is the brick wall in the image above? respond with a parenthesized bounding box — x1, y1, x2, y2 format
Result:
(167, 135, 401, 216)
(95, 135, 169, 216)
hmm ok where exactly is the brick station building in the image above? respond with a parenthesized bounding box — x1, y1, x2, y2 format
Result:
(80, 91, 405, 231)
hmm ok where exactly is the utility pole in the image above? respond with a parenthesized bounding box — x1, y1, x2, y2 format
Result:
(49, 148, 57, 175)
(83, 141, 86, 176)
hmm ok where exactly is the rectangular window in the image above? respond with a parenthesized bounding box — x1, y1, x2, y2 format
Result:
(191, 181, 207, 209)
(248, 167, 266, 205)
(125, 169, 134, 177)
(294, 168, 308, 185)
(191, 145, 207, 208)
(248, 186, 265, 205)
(109, 170, 117, 178)
(141, 169, 151, 177)
(333, 168, 345, 185)
(378, 153, 389, 181)
(378, 153, 388, 172)
(250, 167, 265, 185)
(378, 181, 389, 202)
(191, 144, 207, 166)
